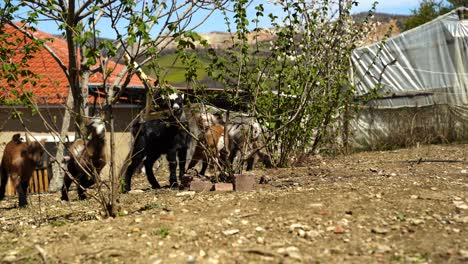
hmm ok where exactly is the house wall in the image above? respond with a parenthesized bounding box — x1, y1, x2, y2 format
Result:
(0, 106, 142, 132)
(0, 106, 142, 183)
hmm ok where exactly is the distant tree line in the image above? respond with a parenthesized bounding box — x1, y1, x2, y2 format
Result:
(404, 0, 468, 30)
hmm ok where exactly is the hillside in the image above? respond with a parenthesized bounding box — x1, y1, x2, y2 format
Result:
(157, 12, 406, 85)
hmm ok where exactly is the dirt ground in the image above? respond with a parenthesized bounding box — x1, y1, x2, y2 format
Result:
(0, 144, 467, 263)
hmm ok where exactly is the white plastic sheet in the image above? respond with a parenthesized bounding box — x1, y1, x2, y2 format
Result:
(352, 7, 468, 108)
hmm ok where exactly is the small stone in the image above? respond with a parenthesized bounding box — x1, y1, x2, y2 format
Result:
(222, 229, 240, 236)
(334, 225, 345, 234)
(309, 203, 324, 208)
(289, 223, 310, 231)
(460, 249, 468, 260)
(255, 226, 265, 232)
(2, 255, 16, 263)
(187, 255, 196, 264)
(408, 218, 425, 225)
(371, 227, 389, 234)
(461, 170, 467, 174)
(256, 237, 265, 244)
(176, 191, 196, 197)
(306, 230, 321, 239)
(454, 201, 468, 210)
(297, 229, 306, 238)
(199, 250, 206, 257)
(135, 218, 142, 223)
(430, 187, 438, 191)
(410, 195, 418, 199)
(375, 244, 391, 253)
(129, 189, 144, 194)
(285, 246, 302, 260)
(319, 210, 329, 215)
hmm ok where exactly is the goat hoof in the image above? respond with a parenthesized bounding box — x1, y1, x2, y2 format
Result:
(169, 182, 179, 189)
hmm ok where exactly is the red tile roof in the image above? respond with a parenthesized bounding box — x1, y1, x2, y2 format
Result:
(0, 23, 145, 104)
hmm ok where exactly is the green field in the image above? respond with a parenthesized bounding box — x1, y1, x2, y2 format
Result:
(143, 52, 210, 85)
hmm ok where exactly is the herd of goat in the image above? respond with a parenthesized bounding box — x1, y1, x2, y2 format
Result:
(0, 90, 271, 207)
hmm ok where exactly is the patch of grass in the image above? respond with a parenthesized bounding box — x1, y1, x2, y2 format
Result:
(152, 227, 170, 238)
(50, 220, 67, 227)
(396, 212, 406, 222)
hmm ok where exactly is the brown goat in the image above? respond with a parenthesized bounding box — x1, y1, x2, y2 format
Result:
(61, 117, 106, 201)
(0, 134, 46, 207)
(187, 124, 228, 176)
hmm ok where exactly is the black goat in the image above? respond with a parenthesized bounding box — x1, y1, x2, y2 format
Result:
(122, 90, 190, 191)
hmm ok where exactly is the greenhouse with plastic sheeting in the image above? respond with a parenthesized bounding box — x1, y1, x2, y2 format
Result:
(350, 7, 468, 149)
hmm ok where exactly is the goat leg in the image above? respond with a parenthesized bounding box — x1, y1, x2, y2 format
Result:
(17, 180, 28, 207)
(61, 175, 72, 201)
(200, 159, 209, 176)
(167, 151, 178, 188)
(77, 184, 87, 200)
(178, 148, 187, 181)
(145, 155, 161, 189)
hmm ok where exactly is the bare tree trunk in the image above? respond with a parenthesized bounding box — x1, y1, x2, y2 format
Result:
(49, 88, 73, 192)
(108, 104, 118, 217)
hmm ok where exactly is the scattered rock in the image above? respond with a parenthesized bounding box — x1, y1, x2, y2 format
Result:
(309, 203, 324, 208)
(2, 255, 16, 263)
(199, 250, 207, 257)
(410, 195, 418, 199)
(255, 226, 265, 232)
(460, 249, 468, 260)
(297, 229, 306, 238)
(129, 189, 144, 194)
(408, 218, 425, 225)
(176, 191, 196, 197)
(375, 244, 392, 253)
(223, 229, 240, 236)
(289, 223, 310, 232)
(453, 201, 468, 210)
(306, 230, 321, 239)
(334, 225, 345, 234)
(459, 216, 468, 224)
(256, 237, 265, 244)
(371, 227, 390, 234)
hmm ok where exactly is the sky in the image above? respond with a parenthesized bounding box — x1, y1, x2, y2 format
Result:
(28, 0, 424, 38)
(193, 0, 424, 33)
